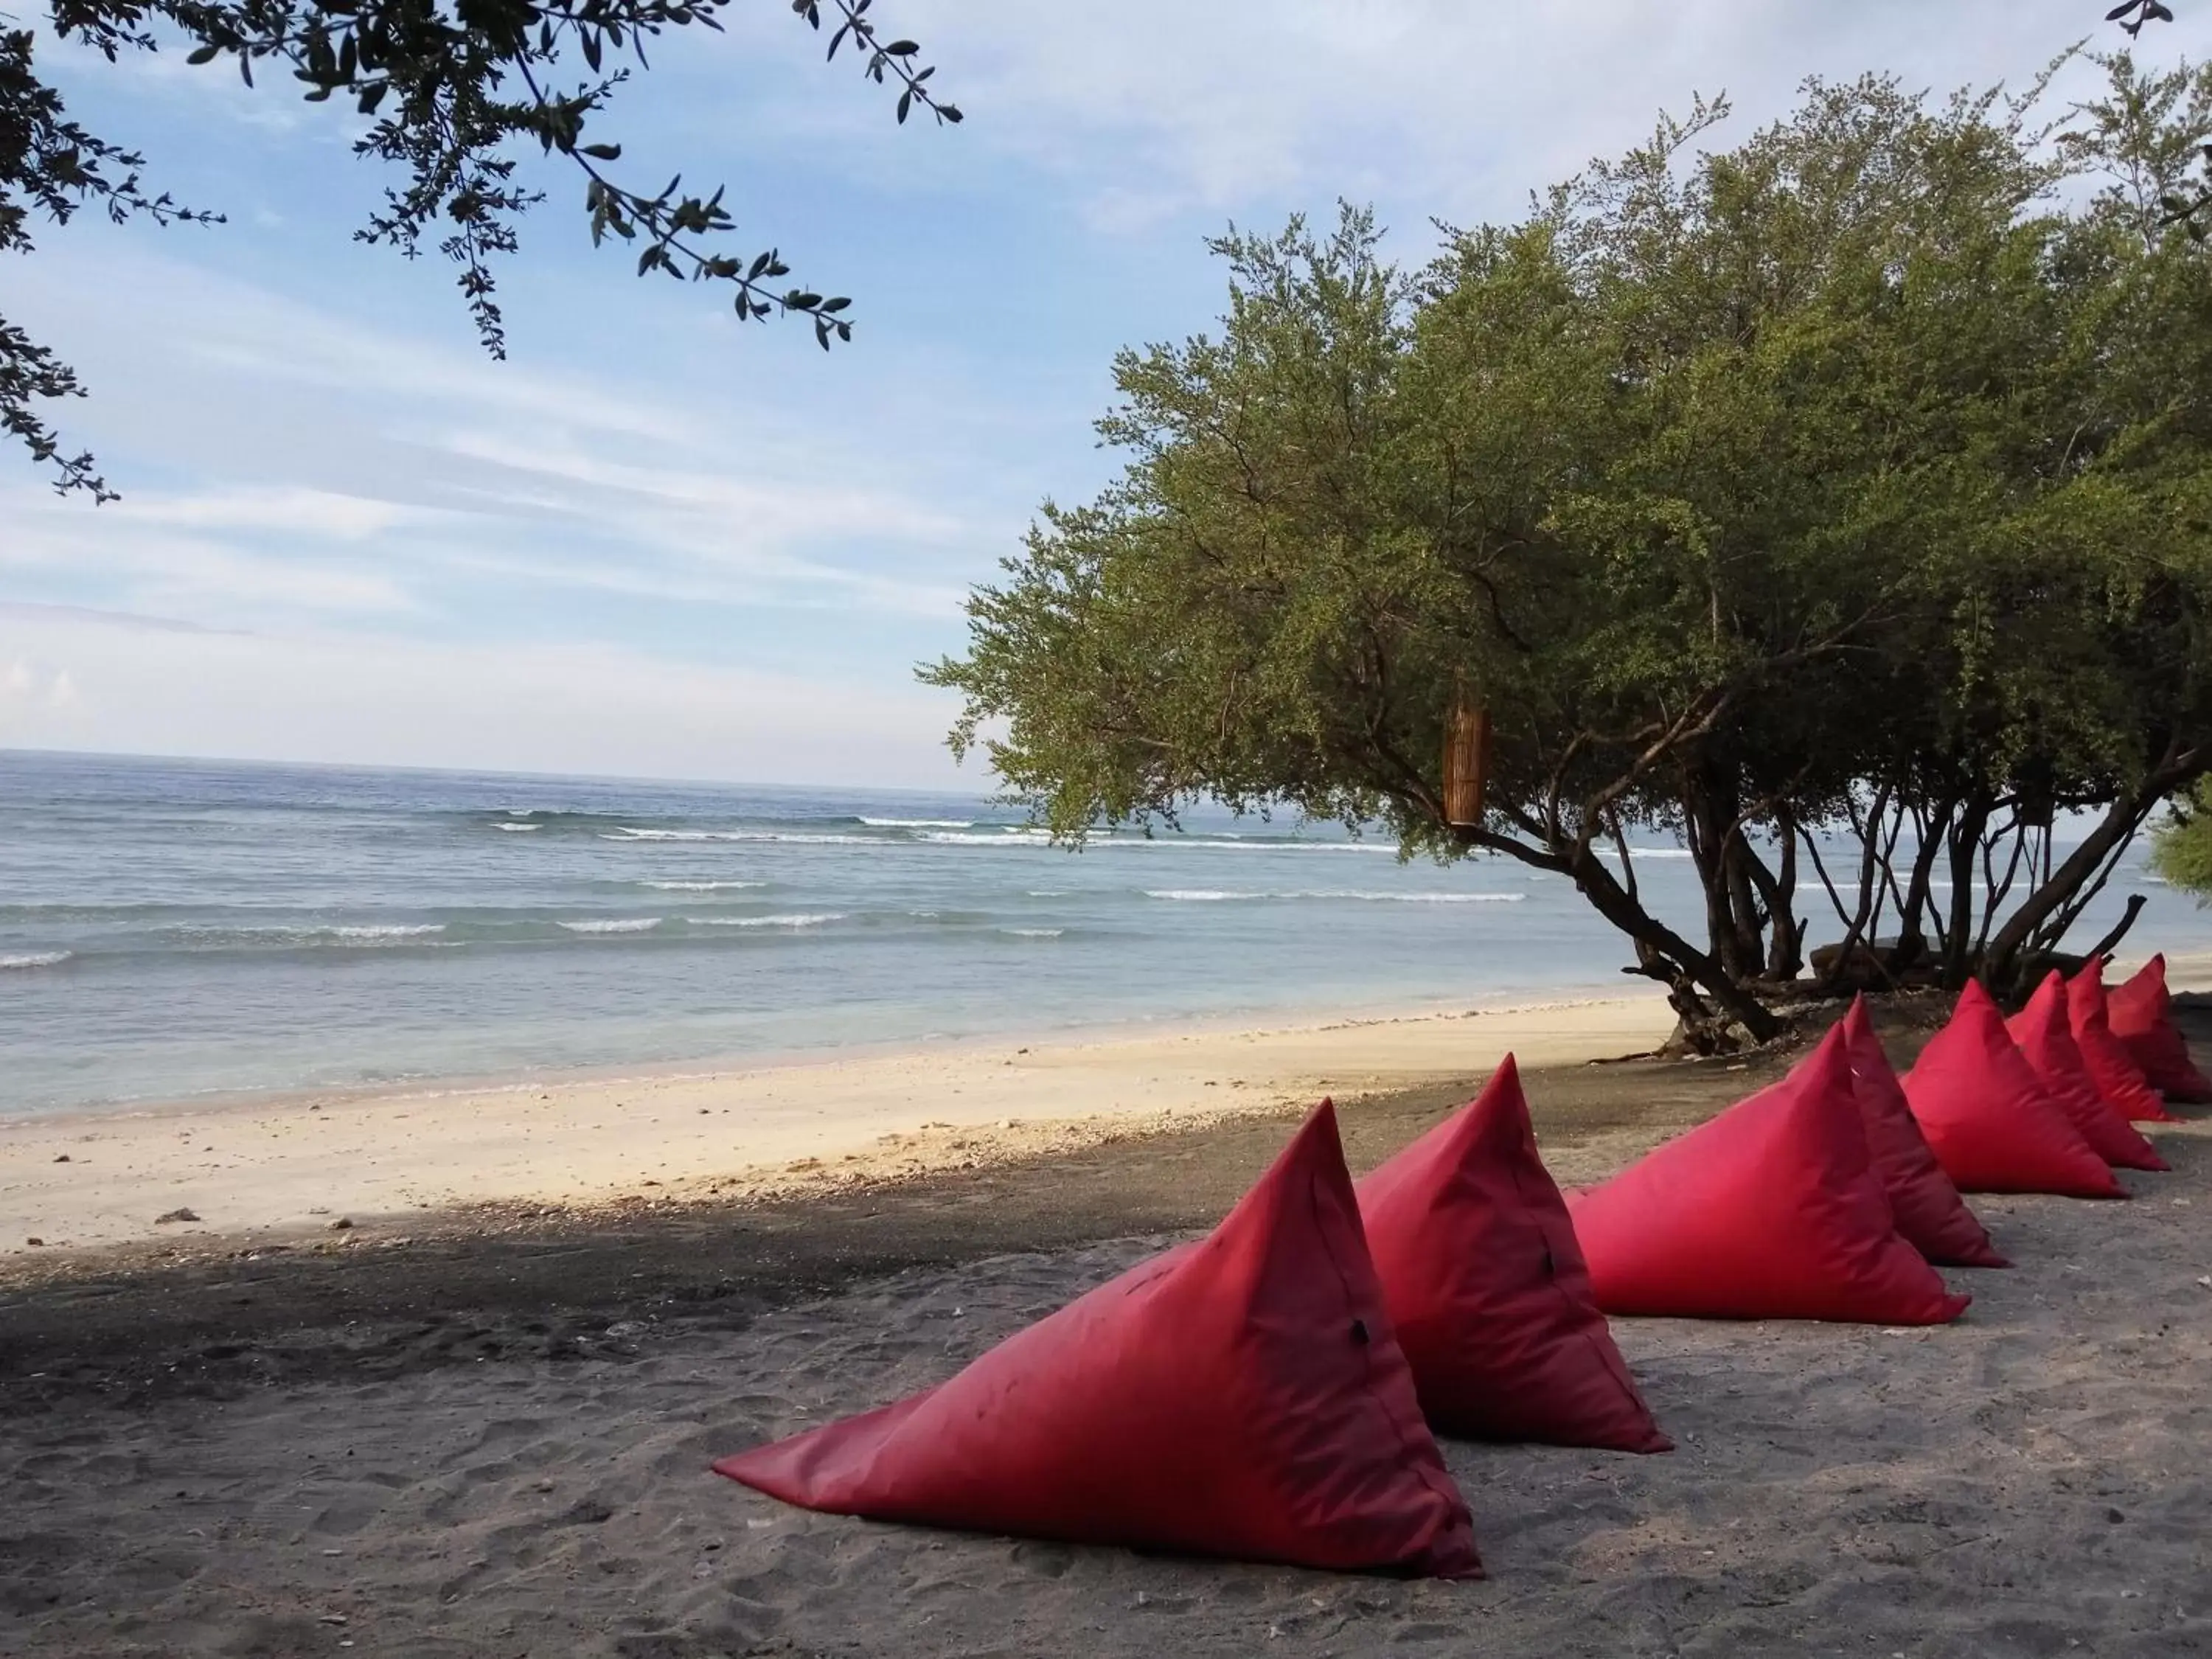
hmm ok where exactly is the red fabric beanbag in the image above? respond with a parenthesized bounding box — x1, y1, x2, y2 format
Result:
(1356, 1055, 1669, 1453)
(714, 1101, 1482, 1578)
(1568, 1026, 1969, 1325)
(2006, 973, 2168, 1172)
(2069, 963, 2176, 1123)
(1902, 981, 2126, 1199)
(2107, 954, 2212, 1105)
(1838, 998, 2008, 1267)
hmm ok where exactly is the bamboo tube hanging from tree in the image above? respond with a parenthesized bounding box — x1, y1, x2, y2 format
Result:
(1444, 697, 1493, 828)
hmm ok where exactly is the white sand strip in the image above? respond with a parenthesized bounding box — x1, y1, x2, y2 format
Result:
(1, 987, 1673, 1253)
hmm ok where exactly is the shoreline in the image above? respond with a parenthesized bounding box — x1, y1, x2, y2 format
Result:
(9, 951, 2205, 1269)
(0, 975, 1655, 1127)
(0, 981, 1676, 1261)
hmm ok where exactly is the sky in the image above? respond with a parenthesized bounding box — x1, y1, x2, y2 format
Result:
(7, 2, 2212, 789)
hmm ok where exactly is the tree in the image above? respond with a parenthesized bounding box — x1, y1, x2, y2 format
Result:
(925, 66, 2212, 1048)
(2149, 779, 2212, 893)
(2, 0, 956, 498)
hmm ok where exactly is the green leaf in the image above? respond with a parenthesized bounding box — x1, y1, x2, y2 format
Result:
(581, 143, 622, 161)
(186, 44, 220, 65)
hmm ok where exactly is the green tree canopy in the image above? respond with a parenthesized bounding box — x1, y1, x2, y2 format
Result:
(926, 60, 2212, 1047)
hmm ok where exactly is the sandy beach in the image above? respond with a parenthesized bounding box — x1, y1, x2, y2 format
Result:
(2, 984, 2208, 1657)
(0, 985, 1679, 1260)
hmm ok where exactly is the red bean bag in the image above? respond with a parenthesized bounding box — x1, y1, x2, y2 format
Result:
(1566, 1027, 1969, 1324)
(2107, 954, 2212, 1104)
(1901, 981, 2126, 1198)
(1838, 999, 2008, 1267)
(713, 1101, 1482, 1578)
(2068, 963, 2177, 1123)
(2007, 973, 2168, 1172)
(1355, 1056, 1669, 1453)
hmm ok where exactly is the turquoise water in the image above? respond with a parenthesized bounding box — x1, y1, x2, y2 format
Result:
(2, 749, 2205, 1115)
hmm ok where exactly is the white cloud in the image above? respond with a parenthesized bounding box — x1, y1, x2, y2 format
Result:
(0, 656, 90, 736)
(1, 498, 422, 621)
(712, 1, 2212, 236)
(0, 609, 972, 787)
(109, 486, 431, 540)
(3, 242, 1006, 633)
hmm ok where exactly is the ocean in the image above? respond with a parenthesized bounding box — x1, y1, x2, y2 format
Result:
(2, 748, 2205, 1116)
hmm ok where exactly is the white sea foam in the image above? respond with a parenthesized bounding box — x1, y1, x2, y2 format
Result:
(167, 923, 448, 947)
(1001, 927, 1065, 939)
(558, 917, 663, 934)
(640, 880, 768, 891)
(0, 950, 72, 969)
(1144, 888, 1523, 904)
(490, 821, 542, 832)
(600, 827, 873, 845)
(1165, 838, 1393, 854)
(688, 912, 845, 929)
(917, 830, 1054, 845)
(1110, 837, 1394, 854)
(860, 817, 975, 829)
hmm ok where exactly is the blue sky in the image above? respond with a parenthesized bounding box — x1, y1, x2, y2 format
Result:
(7, 1, 2212, 787)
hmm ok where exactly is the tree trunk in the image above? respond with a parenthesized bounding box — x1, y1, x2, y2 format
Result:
(1682, 782, 1747, 983)
(1754, 815, 1802, 981)
(1892, 794, 1955, 971)
(1982, 762, 2192, 990)
(1683, 764, 1766, 985)
(1562, 842, 1783, 1046)
(1941, 793, 1990, 990)
(1722, 833, 1766, 979)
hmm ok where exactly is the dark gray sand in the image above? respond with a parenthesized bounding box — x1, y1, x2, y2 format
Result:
(4, 1003, 2208, 1658)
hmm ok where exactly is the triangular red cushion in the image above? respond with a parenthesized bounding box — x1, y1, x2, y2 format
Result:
(713, 1102, 1482, 1578)
(1565, 1027, 1969, 1324)
(1902, 982, 2126, 1198)
(2108, 955, 2212, 1104)
(1355, 1056, 1669, 1453)
(2068, 963, 2177, 1123)
(1839, 999, 2008, 1267)
(2008, 974, 2168, 1172)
